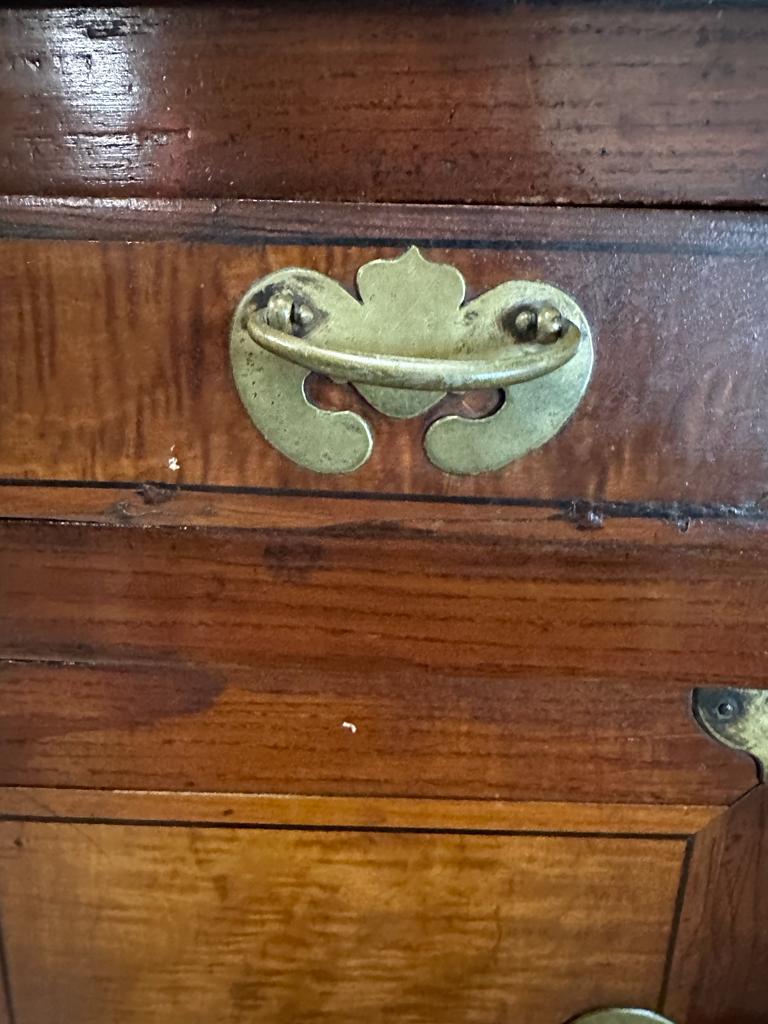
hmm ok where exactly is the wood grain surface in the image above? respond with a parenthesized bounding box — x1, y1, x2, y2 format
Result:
(2, 207, 768, 505)
(0, 821, 685, 1024)
(664, 786, 768, 1023)
(1, 483, 759, 535)
(1, 4, 767, 206)
(0, 932, 9, 1024)
(0, 656, 754, 806)
(0, 510, 763, 804)
(0, 787, 723, 837)
(2, 3, 766, 1017)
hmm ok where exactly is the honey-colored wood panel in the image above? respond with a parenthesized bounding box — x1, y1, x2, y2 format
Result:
(2, 222, 768, 504)
(664, 786, 768, 1023)
(0, 511, 763, 804)
(0, 786, 723, 837)
(1, 5, 766, 206)
(0, 822, 685, 1024)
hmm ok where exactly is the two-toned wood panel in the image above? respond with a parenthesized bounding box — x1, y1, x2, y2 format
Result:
(2, 3, 767, 1021)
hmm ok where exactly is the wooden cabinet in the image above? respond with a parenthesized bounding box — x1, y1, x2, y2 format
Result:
(1, 3, 767, 1022)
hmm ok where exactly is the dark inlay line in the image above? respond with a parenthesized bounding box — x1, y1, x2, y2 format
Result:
(0, 812, 692, 842)
(1, 198, 767, 258)
(1, 476, 766, 522)
(657, 835, 696, 1011)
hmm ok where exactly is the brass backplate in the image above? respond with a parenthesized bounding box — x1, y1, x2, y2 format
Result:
(693, 686, 768, 781)
(230, 247, 593, 475)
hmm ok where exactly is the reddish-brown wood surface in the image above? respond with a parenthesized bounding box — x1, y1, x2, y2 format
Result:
(1, 4, 767, 206)
(3, 195, 767, 250)
(1, 3, 766, 1017)
(0, 507, 763, 804)
(0, 657, 754, 806)
(0, 481, 759, 534)
(664, 786, 768, 1023)
(2, 199, 768, 506)
(0, 821, 686, 1024)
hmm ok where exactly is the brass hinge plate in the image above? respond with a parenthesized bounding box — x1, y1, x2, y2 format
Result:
(693, 687, 768, 781)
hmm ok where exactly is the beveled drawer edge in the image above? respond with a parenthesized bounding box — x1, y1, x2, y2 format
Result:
(0, 787, 723, 837)
(1, 195, 767, 256)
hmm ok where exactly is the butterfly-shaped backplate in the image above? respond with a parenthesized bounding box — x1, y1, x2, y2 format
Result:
(230, 247, 593, 475)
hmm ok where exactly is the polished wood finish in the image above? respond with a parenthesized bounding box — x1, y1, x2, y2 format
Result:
(2, 203, 768, 504)
(664, 786, 768, 1022)
(1, 5, 767, 207)
(0, 787, 722, 837)
(0, 509, 762, 804)
(2, 0, 766, 1017)
(0, 655, 755, 807)
(0, 821, 685, 1024)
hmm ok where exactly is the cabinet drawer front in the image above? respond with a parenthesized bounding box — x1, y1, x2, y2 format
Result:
(0, 821, 684, 1024)
(1, 200, 768, 509)
(0, 512, 761, 806)
(1, 6, 766, 207)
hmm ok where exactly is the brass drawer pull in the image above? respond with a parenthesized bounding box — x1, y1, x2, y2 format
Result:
(245, 293, 581, 392)
(230, 247, 593, 475)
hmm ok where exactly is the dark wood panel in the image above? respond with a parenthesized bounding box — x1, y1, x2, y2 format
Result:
(0, 510, 763, 804)
(1, 4, 767, 206)
(2, 213, 768, 505)
(664, 786, 768, 1023)
(0, 822, 685, 1024)
(0, 659, 754, 806)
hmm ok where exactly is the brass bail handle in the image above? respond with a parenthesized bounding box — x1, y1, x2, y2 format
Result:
(245, 291, 582, 392)
(230, 247, 594, 475)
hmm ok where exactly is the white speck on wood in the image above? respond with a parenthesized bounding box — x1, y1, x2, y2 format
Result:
(342, 721, 357, 734)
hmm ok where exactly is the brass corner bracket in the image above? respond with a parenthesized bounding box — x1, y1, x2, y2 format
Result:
(230, 247, 593, 475)
(693, 687, 768, 781)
